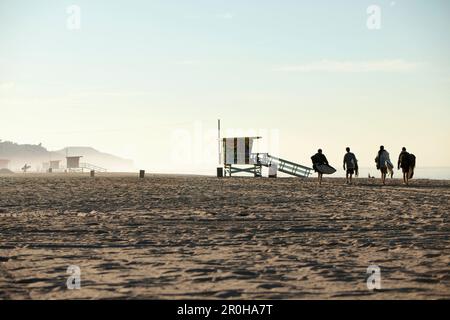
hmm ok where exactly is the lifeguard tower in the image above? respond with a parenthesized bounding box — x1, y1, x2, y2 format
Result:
(0, 159, 10, 169)
(65, 156, 107, 173)
(44, 160, 62, 173)
(50, 160, 61, 170)
(217, 120, 313, 178)
(220, 137, 313, 178)
(222, 137, 263, 177)
(66, 156, 82, 171)
(42, 162, 50, 172)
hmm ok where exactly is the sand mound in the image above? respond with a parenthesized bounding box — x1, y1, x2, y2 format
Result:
(0, 168, 14, 174)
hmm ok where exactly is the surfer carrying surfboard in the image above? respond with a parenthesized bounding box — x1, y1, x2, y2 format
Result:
(375, 146, 391, 185)
(311, 149, 331, 185)
(343, 147, 358, 185)
(398, 147, 415, 185)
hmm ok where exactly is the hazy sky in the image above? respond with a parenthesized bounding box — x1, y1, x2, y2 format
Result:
(1, 0, 449, 174)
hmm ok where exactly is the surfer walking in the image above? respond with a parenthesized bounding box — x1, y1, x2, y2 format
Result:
(311, 149, 329, 185)
(343, 147, 358, 184)
(375, 146, 390, 185)
(398, 147, 412, 185)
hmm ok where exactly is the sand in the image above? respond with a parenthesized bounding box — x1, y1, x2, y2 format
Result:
(0, 173, 449, 299)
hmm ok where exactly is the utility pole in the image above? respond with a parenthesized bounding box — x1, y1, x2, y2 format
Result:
(218, 119, 221, 165)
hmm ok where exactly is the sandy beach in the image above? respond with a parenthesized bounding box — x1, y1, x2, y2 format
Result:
(0, 173, 449, 299)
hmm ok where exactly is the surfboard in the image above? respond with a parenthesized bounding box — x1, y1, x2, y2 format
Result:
(407, 154, 416, 179)
(315, 164, 336, 175)
(386, 160, 394, 177)
(408, 167, 415, 179)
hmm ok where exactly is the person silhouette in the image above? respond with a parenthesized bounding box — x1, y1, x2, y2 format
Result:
(375, 146, 389, 185)
(398, 147, 411, 185)
(343, 147, 358, 184)
(311, 149, 329, 185)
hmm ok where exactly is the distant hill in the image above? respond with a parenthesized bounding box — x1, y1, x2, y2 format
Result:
(54, 147, 134, 172)
(0, 140, 134, 172)
(0, 140, 49, 158)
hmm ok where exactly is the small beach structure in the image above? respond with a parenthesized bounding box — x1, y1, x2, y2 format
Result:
(0, 159, 10, 169)
(66, 156, 82, 170)
(44, 160, 62, 172)
(222, 137, 263, 177)
(50, 160, 61, 170)
(220, 137, 312, 178)
(42, 162, 50, 172)
(65, 156, 107, 173)
(217, 120, 312, 178)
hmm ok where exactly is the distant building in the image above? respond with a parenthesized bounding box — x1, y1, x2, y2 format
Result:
(50, 160, 61, 170)
(0, 159, 10, 169)
(66, 156, 82, 169)
(42, 162, 50, 171)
